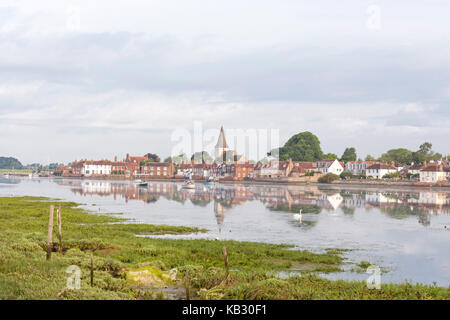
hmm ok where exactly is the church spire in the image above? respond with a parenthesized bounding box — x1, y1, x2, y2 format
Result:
(215, 126, 229, 149)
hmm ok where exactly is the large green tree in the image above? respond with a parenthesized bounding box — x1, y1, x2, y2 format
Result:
(340, 147, 357, 162)
(380, 148, 413, 164)
(269, 132, 323, 161)
(323, 153, 338, 160)
(412, 142, 442, 164)
(0, 157, 23, 169)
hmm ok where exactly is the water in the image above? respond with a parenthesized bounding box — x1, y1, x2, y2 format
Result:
(1, 177, 449, 286)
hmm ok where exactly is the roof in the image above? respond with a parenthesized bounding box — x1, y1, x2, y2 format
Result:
(293, 162, 315, 170)
(142, 162, 172, 167)
(422, 165, 448, 172)
(409, 164, 425, 170)
(84, 160, 112, 166)
(367, 164, 397, 170)
(215, 126, 229, 149)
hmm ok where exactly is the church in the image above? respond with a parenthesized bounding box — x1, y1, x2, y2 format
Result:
(214, 126, 246, 163)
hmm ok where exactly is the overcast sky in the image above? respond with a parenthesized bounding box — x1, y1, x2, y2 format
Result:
(0, 0, 449, 164)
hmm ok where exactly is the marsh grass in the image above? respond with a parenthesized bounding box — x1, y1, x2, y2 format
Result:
(0, 196, 448, 300)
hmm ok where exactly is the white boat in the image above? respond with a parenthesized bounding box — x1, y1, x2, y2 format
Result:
(182, 180, 195, 189)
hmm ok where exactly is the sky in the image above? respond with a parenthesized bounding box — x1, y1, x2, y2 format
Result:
(0, 0, 449, 164)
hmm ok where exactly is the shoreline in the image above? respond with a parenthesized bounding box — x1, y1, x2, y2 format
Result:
(42, 175, 450, 191)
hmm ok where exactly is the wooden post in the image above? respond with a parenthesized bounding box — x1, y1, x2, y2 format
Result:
(223, 246, 229, 276)
(46, 205, 54, 261)
(57, 205, 62, 254)
(185, 272, 190, 300)
(90, 253, 94, 286)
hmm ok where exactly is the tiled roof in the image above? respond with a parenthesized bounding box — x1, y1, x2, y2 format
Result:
(367, 164, 397, 170)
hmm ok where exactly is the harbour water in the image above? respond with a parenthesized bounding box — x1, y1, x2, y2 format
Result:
(1, 177, 449, 286)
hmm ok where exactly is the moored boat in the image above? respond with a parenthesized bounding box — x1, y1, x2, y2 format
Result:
(182, 180, 195, 189)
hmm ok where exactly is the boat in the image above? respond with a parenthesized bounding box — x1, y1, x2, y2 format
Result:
(182, 180, 196, 189)
(138, 182, 148, 187)
(134, 179, 143, 184)
(203, 176, 215, 186)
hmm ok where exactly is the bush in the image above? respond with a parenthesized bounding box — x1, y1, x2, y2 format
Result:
(382, 172, 399, 179)
(318, 173, 340, 184)
(357, 173, 367, 179)
(340, 172, 353, 180)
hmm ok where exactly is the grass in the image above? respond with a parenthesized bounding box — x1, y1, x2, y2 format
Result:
(0, 196, 448, 300)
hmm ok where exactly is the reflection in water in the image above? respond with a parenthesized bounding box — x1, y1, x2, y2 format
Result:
(2, 178, 450, 285)
(55, 180, 450, 231)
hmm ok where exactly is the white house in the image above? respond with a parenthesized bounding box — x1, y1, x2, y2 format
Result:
(407, 163, 425, 175)
(315, 159, 344, 175)
(366, 163, 397, 179)
(82, 161, 112, 176)
(419, 165, 449, 183)
(345, 161, 379, 175)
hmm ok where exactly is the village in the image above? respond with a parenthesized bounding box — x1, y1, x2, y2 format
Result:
(54, 127, 450, 186)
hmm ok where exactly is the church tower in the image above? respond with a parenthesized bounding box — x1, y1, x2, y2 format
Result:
(215, 126, 230, 159)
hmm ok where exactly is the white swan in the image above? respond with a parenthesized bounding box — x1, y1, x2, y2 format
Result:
(293, 209, 303, 223)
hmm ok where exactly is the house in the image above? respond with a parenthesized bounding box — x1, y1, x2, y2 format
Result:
(407, 163, 425, 175)
(55, 165, 71, 176)
(419, 165, 450, 183)
(192, 163, 211, 180)
(140, 162, 174, 178)
(290, 162, 315, 177)
(82, 160, 112, 176)
(231, 163, 255, 180)
(111, 161, 128, 175)
(218, 163, 255, 181)
(365, 163, 397, 179)
(71, 161, 85, 176)
(345, 161, 379, 175)
(258, 159, 293, 178)
(176, 163, 194, 179)
(254, 162, 264, 177)
(315, 159, 344, 175)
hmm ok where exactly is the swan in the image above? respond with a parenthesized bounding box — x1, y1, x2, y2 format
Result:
(293, 209, 303, 223)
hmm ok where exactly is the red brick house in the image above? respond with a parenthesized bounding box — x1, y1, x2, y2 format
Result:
(140, 162, 174, 178)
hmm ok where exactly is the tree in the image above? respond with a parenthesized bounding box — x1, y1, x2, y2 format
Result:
(323, 153, 338, 159)
(318, 173, 340, 183)
(0, 157, 23, 169)
(380, 148, 413, 164)
(163, 156, 172, 163)
(365, 155, 377, 161)
(269, 131, 323, 161)
(340, 147, 357, 162)
(172, 154, 188, 164)
(144, 153, 160, 162)
(191, 151, 213, 164)
(412, 142, 442, 164)
(340, 171, 353, 180)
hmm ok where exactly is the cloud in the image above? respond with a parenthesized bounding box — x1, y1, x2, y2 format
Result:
(0, 1, 449, 163)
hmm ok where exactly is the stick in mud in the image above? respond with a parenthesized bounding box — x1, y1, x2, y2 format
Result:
(185, 273, 190, 300)
(223, 246, 229, 276)
(46, 205, 54, 261)
(57, 205, 62, 254)
(90, 253, 94, 286)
